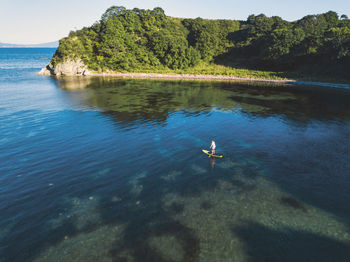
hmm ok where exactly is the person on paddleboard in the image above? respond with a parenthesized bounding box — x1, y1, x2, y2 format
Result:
(210, 140, 216, 155)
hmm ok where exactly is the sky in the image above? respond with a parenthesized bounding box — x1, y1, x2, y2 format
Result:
(1, 0, 349, 44)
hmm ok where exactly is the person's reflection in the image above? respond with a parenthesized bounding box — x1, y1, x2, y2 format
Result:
(210, 156, 215, 169)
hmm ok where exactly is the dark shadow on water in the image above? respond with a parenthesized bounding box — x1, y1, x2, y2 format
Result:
(168, 202, 185, 215)
(200, 200, 213, 210)
(55, 77, 350, 126)
(232, 221, 350, 262)
(109, 220, 200, 262)
(280, 197, 308, 213)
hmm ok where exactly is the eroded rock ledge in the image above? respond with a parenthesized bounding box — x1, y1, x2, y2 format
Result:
(38, 59, 90, 76)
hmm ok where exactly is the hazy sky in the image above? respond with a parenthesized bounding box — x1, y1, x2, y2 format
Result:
(1, 0, 349, 44)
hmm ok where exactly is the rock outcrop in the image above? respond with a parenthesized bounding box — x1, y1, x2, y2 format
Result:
(38, 59, 90, 76)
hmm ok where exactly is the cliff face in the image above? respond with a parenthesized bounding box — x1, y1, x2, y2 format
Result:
(38, 59, 90, 76)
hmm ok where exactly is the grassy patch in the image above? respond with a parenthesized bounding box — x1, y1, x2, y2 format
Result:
(113, 62, 350, 84)
(122, 62, 288, 80)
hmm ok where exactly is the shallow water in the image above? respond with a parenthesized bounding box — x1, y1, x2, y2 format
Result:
(1, 48, 350, 262)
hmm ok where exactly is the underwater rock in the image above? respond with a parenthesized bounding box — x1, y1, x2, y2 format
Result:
(191, 164, 206, 174)
(111, 196, 122, 202)
(148, 235, 185, 262)
(161, 170, 181, 181)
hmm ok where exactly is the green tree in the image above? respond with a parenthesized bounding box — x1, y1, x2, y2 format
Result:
(247, 14, 274, 36)
(101, 6, 127, 22)
(324, 27, 350, 59)
(323, 11, 339, 28)
(267, 28, 305, 59)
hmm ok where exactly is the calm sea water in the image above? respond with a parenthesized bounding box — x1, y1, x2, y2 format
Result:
(1, 48, 350, 262)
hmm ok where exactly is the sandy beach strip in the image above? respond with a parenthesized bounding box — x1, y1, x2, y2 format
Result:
(87, 72, 350, 90)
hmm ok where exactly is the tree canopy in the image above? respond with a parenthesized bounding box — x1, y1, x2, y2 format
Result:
(51, 7, 350, 79)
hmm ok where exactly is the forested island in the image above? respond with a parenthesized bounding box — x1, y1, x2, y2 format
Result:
(41, 6, 350, 83)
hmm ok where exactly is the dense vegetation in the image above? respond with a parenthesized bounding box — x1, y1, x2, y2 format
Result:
(51, 6, 350, 81)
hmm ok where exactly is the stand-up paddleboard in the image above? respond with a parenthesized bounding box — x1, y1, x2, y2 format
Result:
(202, 149, 223, 158)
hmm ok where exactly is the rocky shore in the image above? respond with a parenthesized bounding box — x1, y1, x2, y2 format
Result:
(38, 59, 89, 76)
(38, 62, 350, 90)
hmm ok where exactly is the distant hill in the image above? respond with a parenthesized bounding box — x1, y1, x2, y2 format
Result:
(0, 41, 58, 48)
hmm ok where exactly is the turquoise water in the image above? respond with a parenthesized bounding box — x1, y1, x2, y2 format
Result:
(1, 48, 350, 262)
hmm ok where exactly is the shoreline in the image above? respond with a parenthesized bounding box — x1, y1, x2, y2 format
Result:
(88, 72, 350, 90)
(38, 68, 350, 90)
